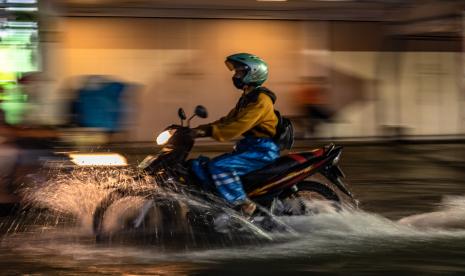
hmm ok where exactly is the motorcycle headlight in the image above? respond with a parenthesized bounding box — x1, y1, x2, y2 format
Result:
(156, 129, 174, 145)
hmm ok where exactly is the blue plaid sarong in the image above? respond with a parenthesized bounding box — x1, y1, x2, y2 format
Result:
(191, 136, 279, 204)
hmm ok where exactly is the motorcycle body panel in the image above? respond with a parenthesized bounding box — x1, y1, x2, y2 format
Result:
(243, 149, 326, 196)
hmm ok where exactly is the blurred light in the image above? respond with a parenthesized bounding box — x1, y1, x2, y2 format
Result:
(4, 7, 38, 12)
(69, 153, 128, 167)
(0, 72, 15, 83)
(0, 28, 37, 41)
(3, 28, 37, 34)
(5, 21, 37, 28)
(5, 0, 37, 3)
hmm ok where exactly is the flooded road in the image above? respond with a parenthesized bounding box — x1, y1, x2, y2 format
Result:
(1, 142, 465, 275)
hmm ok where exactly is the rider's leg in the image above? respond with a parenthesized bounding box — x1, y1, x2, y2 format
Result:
(207, 137, 280, 216)
(208, 166, 254, 217)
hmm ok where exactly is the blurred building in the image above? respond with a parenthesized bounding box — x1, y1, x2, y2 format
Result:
(2, 0, 464, 141)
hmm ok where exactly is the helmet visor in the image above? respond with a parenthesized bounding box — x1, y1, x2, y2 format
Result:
(225, 59, 248, 71)
(225, 60, 236, 71)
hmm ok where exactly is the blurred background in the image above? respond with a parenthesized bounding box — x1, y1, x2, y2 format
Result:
(0, 0, 463, 143)
(1, 1, 465, 274)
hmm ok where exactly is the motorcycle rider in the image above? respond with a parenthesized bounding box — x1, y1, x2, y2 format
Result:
(192, 53, 280, 217)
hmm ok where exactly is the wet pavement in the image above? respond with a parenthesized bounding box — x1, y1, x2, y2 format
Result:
(0, 141, 465, 275)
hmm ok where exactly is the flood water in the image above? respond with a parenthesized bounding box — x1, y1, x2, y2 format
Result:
(1, 142, 465, 275)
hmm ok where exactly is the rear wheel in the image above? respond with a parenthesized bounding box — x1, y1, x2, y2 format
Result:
(279, 180, 341, 216)
(296, 180, 340, 202)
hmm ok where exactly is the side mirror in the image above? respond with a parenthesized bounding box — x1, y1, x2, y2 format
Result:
(178, 108, 187, 120)
(194, 105, 208, 119)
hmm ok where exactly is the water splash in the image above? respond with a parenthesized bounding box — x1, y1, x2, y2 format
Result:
(10, 167, 465, 264)
(17, 167, 155, 232)
(4, 206, 465, 267)
(398, 195, 465, 230)
(15, 167, 286, 243)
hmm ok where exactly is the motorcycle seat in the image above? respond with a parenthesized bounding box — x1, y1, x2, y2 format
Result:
(242, 147, 326, 191)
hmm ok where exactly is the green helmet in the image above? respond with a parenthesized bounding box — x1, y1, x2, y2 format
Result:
(225, 53, 268, 88)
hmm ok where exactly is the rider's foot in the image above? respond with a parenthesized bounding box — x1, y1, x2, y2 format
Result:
(240, 201, 257, 219)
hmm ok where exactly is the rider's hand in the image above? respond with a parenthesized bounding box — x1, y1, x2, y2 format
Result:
(192, 126, 211, 138)
(192, 128, 206, 138)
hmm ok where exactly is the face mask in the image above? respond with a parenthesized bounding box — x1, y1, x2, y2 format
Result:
(232, 76, 245, 90)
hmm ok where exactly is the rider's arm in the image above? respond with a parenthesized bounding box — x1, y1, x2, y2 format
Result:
(196, 107, 235, 133)
(195, 111, 231, 138)
(208, 93, 273, 141)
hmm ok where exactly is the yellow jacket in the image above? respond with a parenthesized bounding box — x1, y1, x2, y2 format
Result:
(200, 89, 278, 142)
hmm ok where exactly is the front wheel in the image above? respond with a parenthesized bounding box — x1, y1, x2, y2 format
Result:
(93, 189, 151, 235)
(93, 190, 190, 241)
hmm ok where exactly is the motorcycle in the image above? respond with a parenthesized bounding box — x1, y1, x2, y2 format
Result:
(92, 105, 358, 242)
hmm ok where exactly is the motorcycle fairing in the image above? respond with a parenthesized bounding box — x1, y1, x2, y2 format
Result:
(242, 148, 327, 195)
